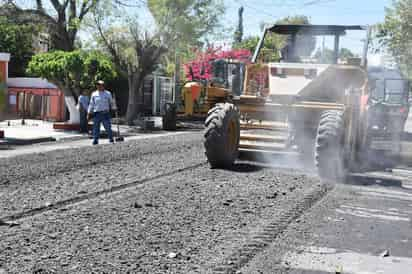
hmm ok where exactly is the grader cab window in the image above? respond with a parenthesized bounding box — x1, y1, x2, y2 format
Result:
(253, 25, 367, 65)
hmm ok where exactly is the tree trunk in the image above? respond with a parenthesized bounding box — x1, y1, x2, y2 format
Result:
(64, 95, 80, 124)
(126, 74, 138, 125)
(60, 85, 79, 124)
(126, 72, 146, 125)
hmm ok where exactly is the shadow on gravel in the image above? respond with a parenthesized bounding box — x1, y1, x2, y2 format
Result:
(345, 174, 405, 189)
(284, 270, 332, 274)
(228, 163, 265, 173)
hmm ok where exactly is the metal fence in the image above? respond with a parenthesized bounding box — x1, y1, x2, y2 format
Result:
(15, 91, 64, 121)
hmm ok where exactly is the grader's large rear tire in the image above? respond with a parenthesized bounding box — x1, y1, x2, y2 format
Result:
(315, 110, 346, 181)
(204, 103, 240, 168)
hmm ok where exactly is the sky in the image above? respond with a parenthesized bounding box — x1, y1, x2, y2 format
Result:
(222, 0, 392, 61)
(135, 0, 393, 64)
(16, 0, 393, 64)
(15, 0, 393, 44)
(224, 0, 394, 65)
(222, 0, 392, 36)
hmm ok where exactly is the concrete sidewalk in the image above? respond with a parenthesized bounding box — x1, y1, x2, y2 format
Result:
(0, 119, 84, 144)
(0, 118, 166, 146)
(0, 130, 191, 158)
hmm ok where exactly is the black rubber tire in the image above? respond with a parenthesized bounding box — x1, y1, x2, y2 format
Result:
(315, 110, 346, 181)
(204, 103, 240, 168)
(162, 103, 177, 131)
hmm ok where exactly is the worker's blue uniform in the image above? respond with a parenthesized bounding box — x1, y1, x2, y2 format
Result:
(88, 90, 114, 145)
(78, 95, 89, 133)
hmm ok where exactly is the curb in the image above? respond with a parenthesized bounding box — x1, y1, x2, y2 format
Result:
(5, 137, 56, 145)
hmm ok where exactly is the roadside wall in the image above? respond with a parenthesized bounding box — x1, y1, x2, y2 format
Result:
(0, 53, 10, 120)
(7, 87, 65, 122)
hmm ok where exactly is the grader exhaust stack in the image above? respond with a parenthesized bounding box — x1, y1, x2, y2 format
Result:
(203, 24, 400, 180)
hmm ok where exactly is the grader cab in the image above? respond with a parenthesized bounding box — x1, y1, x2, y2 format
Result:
(204, 24, 405, 180)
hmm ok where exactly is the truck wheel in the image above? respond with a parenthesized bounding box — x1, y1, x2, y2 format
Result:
(315, 110, 346, 181)
(162, 103, 177, 131)
(204, 103, 240, 168)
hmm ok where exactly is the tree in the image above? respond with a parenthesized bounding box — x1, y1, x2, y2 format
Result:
(377, 0, 412, 77)
(1, 0, 99, 51)
(234, 36, 260, 53)
(147, 0, 225, 74)
(27, 50, 116, 98)
(339, 48, 356, 59)
(313, 47, 356, 64)
(0, 18, 36, 77)
(94, 11, 166, 124)
(148, 0, 224, 47)
(234, 15, 316, 62)
(27, 50, 116, 121)
(233, 6, 244, 44)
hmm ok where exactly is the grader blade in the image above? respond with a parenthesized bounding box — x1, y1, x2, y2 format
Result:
(239, 127, 290, 153)
(240, 121, 288, 131)
(239, 142, 288, 152)
(240, 134, 287, 143)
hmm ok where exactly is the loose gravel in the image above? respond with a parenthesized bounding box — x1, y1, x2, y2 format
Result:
(0, 131, 326, 273)
(0, 132, 201, 185)
(0, 138, 204, 218)
(1, 167, 323, 273)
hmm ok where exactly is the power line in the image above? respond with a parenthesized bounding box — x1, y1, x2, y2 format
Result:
(303, 0, 336, 7)
(234, 0, 280, 20)
(113, 0, 145, 8)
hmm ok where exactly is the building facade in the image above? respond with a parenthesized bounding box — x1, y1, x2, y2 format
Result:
(7, 78, 66, 122)
(0, 52, 66, 122)
(0, 53, 10, 120)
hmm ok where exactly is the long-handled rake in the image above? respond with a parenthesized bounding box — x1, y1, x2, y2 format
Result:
(114, 111, 124, 142)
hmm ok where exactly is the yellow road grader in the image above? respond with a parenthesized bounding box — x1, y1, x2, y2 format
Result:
(202, 24, 409, 180)
(162, 60, 242, 130)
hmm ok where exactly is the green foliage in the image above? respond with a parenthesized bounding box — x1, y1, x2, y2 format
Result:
(27, 50, 116, 97)
(2, 0, 99, 51)
(148, 0, 224, 45)
(234, 36, 260, 53)
(339, 48, 356, 59)
(147, 0, 224, 71)
(377, 0, 412, 77)
(313, 47, 356, 64)
(234, 15, 316, 62)
(0, 19, 36, 77)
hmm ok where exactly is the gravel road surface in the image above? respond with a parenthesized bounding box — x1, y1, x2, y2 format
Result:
(0, 130, 326, 273)
(241, 171, 412, 274)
